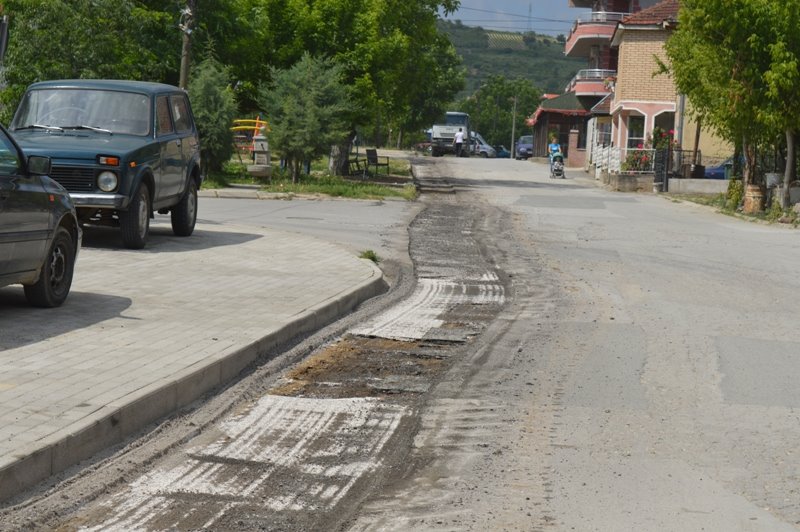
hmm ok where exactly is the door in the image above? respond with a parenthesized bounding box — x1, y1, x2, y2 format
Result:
(0, 135, 49, 276)
(155, 95, 183, 202)
(169, 94, 197, 198)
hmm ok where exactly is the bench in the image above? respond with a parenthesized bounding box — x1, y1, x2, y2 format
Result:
(348, 157, 366, 177)
(365, 148, 390, 177)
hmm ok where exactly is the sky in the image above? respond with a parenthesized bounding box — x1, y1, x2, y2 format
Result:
(443, 0, 590, 36)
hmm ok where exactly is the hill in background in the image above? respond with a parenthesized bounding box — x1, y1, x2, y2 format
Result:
(439, 20, 585, 100)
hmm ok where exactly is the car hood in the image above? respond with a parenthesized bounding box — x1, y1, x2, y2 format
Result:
(12, 130, 152, 158)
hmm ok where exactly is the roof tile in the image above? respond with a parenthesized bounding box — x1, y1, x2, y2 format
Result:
(622, 0, 679, 25)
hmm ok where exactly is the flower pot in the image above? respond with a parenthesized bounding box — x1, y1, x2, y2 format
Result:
(743, 184, 765, 214)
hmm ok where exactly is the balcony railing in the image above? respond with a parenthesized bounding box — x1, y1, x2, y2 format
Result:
(566, 69, 616, 93)
(574, 69, 616, 81)
(568, 11, 628, 42)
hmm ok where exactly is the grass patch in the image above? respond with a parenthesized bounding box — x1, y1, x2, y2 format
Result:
(203, 159, 260, 188)
(359, 249, 381, 263)
(669, 193, 727, 209)
(264, 173, 417, 200)
(203, 153, 415, 201)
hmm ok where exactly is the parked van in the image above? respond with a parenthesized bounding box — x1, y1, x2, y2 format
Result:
(470, 131, 496, 158)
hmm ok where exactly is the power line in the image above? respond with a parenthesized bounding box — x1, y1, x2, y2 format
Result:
(453, 6, 574, 24)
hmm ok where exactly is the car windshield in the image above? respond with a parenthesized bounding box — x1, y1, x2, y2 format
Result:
(11, 88, 151, 136)
(519, 136, 533, 144)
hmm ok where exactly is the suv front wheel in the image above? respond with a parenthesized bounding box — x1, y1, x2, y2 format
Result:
(120, 183, 151, 249)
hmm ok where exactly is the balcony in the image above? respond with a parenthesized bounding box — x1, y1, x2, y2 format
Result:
(566, 69, 616, 97)
(565, 12, 627, 57)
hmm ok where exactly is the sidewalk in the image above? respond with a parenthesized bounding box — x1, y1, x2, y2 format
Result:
(0, 219, 385, 501)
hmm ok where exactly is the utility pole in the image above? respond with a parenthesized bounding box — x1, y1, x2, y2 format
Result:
(178, 0, 196, 89)
(510, 95, 517, 159)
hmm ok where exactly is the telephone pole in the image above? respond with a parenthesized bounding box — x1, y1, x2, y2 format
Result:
(178, 1, 196, 89)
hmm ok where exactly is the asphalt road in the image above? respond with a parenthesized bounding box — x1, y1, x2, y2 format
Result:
(6, 156, 800, 531)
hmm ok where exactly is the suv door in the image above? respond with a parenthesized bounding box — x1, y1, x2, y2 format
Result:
(169, 93, 197, 198)
(155, 94, 183, 202)
(0, 134, 49, 276)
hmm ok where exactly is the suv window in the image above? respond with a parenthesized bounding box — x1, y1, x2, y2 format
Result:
(171, 95, 192, 133)
(0, 134, 21, 175)
(156, 95, 174, 136)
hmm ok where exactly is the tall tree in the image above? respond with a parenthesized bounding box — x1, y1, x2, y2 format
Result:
(189, 57, 238, 174)
(256, 0, 463, 173)
(760, 1, 800, 208)
(259, 53, 353, 182)
(456, 75, 541, 147)
(0, 0, 176, 123)
(665, 0, 789, 190)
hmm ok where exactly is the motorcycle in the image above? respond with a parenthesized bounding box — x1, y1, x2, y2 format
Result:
(550, 152, 565, 179)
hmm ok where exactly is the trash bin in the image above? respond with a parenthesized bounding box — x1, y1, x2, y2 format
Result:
(765, 172, 781, 188)
(690, 164, 705, 179)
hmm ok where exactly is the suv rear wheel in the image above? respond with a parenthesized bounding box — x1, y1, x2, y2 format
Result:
(120, 183, 150, 249)
(171, 179, 197, 237)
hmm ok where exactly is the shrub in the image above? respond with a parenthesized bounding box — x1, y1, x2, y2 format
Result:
(726, 178, 744, 211)
(189, 57, 237, 174)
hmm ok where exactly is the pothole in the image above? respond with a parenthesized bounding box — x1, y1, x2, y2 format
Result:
(269, 336, 447, 399)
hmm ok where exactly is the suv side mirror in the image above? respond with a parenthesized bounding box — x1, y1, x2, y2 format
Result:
(27, 155, 52, 175)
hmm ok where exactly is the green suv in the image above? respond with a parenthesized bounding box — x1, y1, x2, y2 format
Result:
(10, 80, 202, 249)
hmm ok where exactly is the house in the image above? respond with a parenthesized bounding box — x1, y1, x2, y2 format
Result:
(529, 1, 662, 166)
(560, 0, 730, 182)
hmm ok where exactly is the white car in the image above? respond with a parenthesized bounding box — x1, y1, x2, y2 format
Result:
(470, 132, 496, 158)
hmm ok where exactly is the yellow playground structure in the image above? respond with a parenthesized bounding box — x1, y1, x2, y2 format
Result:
(231, 118, 269, 162)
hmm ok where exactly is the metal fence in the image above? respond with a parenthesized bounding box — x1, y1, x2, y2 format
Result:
(592, 145, 701, 177)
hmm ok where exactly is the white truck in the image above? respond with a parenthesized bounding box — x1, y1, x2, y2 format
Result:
(430, 111, 471, 157)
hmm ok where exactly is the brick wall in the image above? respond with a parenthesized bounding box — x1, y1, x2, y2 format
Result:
(615, 30, 676, 103)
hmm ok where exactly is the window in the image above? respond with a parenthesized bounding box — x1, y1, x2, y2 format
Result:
(156, 96, 174, 136)
(171, 95, 191, 133)
(0, 133, 20, 176)
(627, 115, 645, 149)
(597, 122, 612, 147)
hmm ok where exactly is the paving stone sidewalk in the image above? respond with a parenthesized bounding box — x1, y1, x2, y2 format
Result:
(0, 219, 384, 501)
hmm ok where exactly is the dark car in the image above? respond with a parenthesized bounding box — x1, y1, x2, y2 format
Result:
(704, 157, 733, 179)
(0, 123, 80, 307)
(10, 80, 202, 249)
(493, 145, 511, 158)
(515, 135, 533, 160)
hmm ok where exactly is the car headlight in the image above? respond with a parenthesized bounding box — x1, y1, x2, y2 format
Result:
(97, 171, 118, 192)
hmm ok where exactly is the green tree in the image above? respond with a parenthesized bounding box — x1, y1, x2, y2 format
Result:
(456, 75, 540, 147)
(760, 1, 800, 208)
(0, 0, 175, 123)
(259, 53, 354, 182)
(256, 0, 463, 173)
(665, 0, 779, 188)
(188, 57, 238, 174)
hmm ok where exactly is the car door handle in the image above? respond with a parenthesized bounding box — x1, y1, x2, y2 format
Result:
(0, 192, 8, 200)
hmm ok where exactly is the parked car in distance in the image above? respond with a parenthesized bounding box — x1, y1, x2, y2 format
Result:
(469, 131, 496, 158)
(0, 123, 80, 307)
(493, 145, 511, 158)
(10, 80, 202, 249)
(704, 156, 734, 179)
(515, 135, 533, 160)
